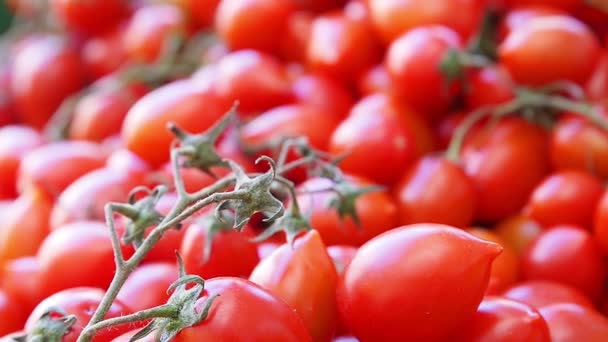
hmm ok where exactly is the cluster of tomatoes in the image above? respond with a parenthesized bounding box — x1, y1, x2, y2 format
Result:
(1, 0, 608, 341)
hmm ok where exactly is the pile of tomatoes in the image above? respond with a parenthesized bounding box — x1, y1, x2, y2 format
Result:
(1, 0, 608, 341)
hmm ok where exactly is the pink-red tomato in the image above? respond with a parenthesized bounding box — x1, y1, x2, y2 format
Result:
(539, 303, 608, 341)
(593, 188, 608, 255)
(117, 262, 177, 312)
(0, 289, 26, 336)
(81, 27, 128, 80)
(291, 73, 354, 119)
(0, 125, 43, 199)
(503, 280, 596, 310)
(50, 0, 128, 36)
(465, 64, 515, 109)
(1, 256, 44, 315)
(327, 245, 357, 276)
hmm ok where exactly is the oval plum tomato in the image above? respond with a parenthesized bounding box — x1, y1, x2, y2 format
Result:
(10, 35, 84, 129)
(338, 224, 502, 342)
(117, 262, 177, 312)
(499, 15, 601, 86)
(466, 228, 519, 294)
(36, 223, 116, 297)
(18, 141, 107, 198)
(524, 170, 604, 229)
(521, 225, 606, 302)
(180, 214, 259, 279)
(121, 79, 227, 167)
(495, 214, 543, 256)
(208, 50, 292, 115)
(394, 155, 477, 228)
(296, 177, 399, 246)
(279, 11, 313, 63)
(499, 5, 567, 39)
(368, 0, 483, 44)
(291, 73, 354, 119)
(81, 27, 128, 80)
(0, 289, 26, 336)
(327, 245, 357, 276)
(1, 256, 44, 314)
(307, 11, 380, 84)
(385, 25, 462, 119)
(594, 189, 608, 255)
(357, 64, 393, 96)
(123, 3, 188, 63)
(503, 280, 596, 310)
(550, 105, 608, 179)
(250, 230, 338, 342)
(465, 64, 515, 109)
(461, 117, 550, 223)
(49, 167, 144, 229)
(0, 187, 52, 266)
(0, 125, 43, 199)
(215, 0, 293, 53)
(329, 93, 425, 185)
(454, 296, 550, 342)
(50, 0, 128, 36)
(175, 277, 311, 341)
(26, 287, 138, 342)
(105, 148, 152, 179)
(539, 303, 608, 341)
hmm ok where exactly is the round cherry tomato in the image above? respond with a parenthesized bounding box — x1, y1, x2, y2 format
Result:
(524, 170, 604, 229)
(117, 262, 177, 312)
(25, 287, 138, 342)
(0, 289, 26, 336)
(521, 225, 606, 302)
(1, 256, 43, 315)
(499, 15, 601, 86)
(175, 277, 311, 341)
(121, 79, 227, 167)
(539, 303, 608, 341)
(503, 280, 596, 310)
(454, 296, 550, 342)
(50, 0, 128, 36)
(338, 223, 502, 342)
(250, 230, 338, 342)
(291, 73, 354, 119)
(465, 64, 515, 109)
(296, 177, 399, 246)
(495, 214, 543, 256)
(385, 25, 462, 119)
(394, 155, 477, 228)
(0, 125, 43, 199)
(81, 27, 128, 80)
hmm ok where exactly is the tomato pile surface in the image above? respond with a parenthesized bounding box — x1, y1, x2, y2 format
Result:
(1, 0, 608, 341)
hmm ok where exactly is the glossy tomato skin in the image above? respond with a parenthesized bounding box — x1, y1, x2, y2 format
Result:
(538, 303, 608, 341)
(296, 177, 399, 246)
(394, 156, 477, 228)
(454, 296, 550, 342)
(525, 170, 604, 229)
(338, 224, 502, 342)
(465, 64, 515, 109)
(250, 231, 338, 342)
(327, 245, 357, 276)
(1, 256, 44, 314)
(502, 280, 596, 310)
(51, 0, 128, 36)
(291, 73, 354, 119)
(10, 35, 84, 129)
(0, 289, 26, 336)
(385, 25, 462, 119)
(122, 79, 227, 167)
(26, 287, 138, 342)
(499, 15, 601, 86)
(502, 0, 579, 12)
(215, 0, 293, 53)
(175, 277, 312, 341)
(593, 189, 608, 255)
(0, 125, 43, 199)
(357, 64, 393, 96)
(278, 11, 313, 63)
(495, 215, 543, 256)
(499, 5, 567, 39)
(117, 262, 177, 312)
(521, 225, 606, 302)
(368, 0, 484, 44)
(462, 117, 550, 224)
(587, 52, 608, 101)
(81, 27, 128, 80)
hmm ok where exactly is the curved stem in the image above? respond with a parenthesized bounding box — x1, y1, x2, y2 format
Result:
(445, 106, 492, 162)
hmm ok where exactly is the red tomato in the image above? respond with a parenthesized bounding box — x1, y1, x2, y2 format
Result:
(495, 215, 543, 256)
(521, 225, 606, 302)
(587, 52, 608, 101)
(105, 148, 152, 178)
(175, 277, 311, 341)
(338, 224, 502, 341)
(357, 64, 393, 96)
(503, 280, 596, 310)
(123, 4, 188, 63)
(461, 117, 550, 223)
(368, 0, 483, 44)
(215, 0, 294, 53)
(525, 170, 604, 229)
(81, 27, 128, 80)
(291, 73, 354, 119)
(279, 11, 313, 62)
(296, 177, 399, 246)
(499, 5, 566, 39)
(180, 216, 259, 279)
(454, 296, 550, 342)
(1, 256, 44, 314)
(593, 189, 608, 255)
(385, 25, 462, 119)
(10, 35, 84, 129)
(394, 156, 477, 228)
(49, 167, 143, 229)
(291, 0, 346, 12)
(18, 141, 107, 198)
(503, 0, 580, 12)
(0, 125, 43, 199)
(250, 230, 338, 342)
(327, 245, 357, 275)
(25, 287, 137, 342)
(177, 0, 220, 28)
(0, 188, 52, 266)
(499, 15, 601, 86)
(329, 93, 425, 185)
(465, 64, 515, 109)
(121, 79, 227, 167)
(51, 0, 128, 36)
(117, 262, 177, 312)
(307, 11, 380, 84)
(0, 289, 26, 336)
(539, 303, 608, 341)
